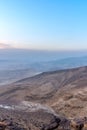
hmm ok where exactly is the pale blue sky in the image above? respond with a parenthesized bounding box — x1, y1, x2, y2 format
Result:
(0, 0, 87, 50)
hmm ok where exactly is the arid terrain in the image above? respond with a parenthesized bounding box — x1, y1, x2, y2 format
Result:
(0, 66, 87, 129)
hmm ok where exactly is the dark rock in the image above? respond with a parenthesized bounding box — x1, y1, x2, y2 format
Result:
(70, 118, 84, 130)
(41, 116, 61, 130)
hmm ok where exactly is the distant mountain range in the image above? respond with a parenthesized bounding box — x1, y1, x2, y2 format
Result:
(31, 56, 87, 71)
(1, 56, 87, 85)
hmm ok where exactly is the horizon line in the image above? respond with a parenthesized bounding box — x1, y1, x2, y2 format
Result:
(0, 48, 87, 52)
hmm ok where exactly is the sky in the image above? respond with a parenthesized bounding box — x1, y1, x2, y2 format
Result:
(0, 0, 87, 50)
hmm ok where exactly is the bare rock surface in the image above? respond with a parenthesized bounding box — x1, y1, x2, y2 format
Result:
(0, 108, 61, 130)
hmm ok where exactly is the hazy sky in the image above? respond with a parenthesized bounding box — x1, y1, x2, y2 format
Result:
(0, 0, 87, 50)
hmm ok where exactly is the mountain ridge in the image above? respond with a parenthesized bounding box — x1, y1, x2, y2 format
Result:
(0, 66, 87, 118)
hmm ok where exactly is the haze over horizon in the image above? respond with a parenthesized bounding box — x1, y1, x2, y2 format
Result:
(0, 0, 87, 51)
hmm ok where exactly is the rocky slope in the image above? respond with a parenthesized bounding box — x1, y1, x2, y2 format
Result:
(0, 108, 87, 130)
(0, 66, 87, 116)
(0, 66, 87, 129)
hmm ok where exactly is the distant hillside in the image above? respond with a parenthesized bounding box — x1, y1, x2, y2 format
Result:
(1, 56, 87, 85)
(0, 56, 87, 85)
(0, 69, 38, 85)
